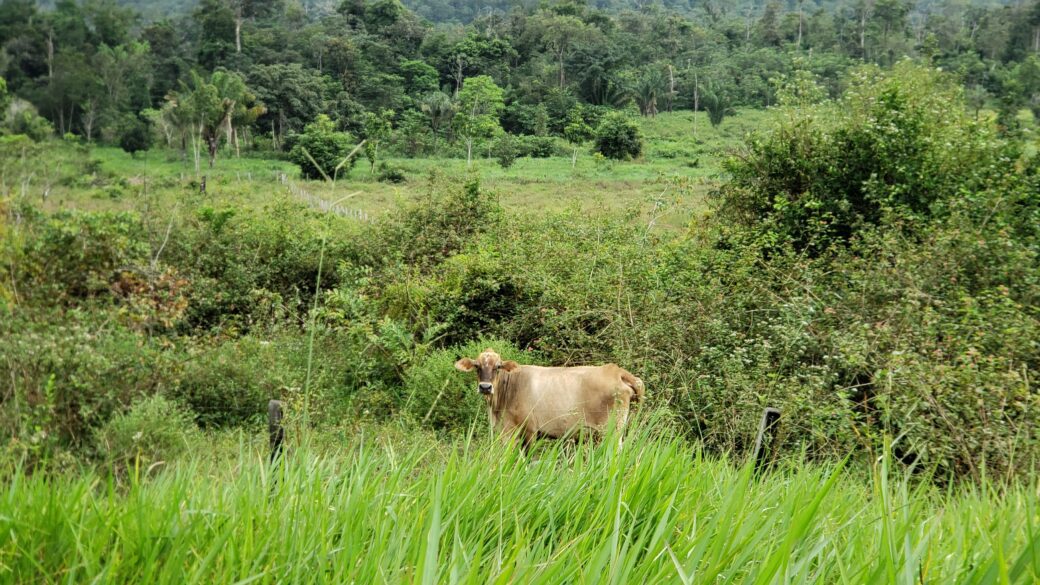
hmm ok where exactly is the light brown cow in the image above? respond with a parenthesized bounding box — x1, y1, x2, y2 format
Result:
(454, 348, 644, 448)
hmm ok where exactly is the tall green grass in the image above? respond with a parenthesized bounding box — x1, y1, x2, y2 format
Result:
(3, 154, 1040, 581)
(2, 420, 1038, 584)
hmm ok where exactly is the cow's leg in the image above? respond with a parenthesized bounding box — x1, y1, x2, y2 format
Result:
(521, 428, 537, 458)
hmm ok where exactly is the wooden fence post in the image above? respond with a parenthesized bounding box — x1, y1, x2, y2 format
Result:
(268, 399, 285, 464)
(752, 407, 781, 474)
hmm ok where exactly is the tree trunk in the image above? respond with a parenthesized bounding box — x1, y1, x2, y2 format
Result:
(47, 31, 54, 79)
(191, 128, 201, 177)
(558, 51, 565, 89)
(208, 135, 218, 168)
(692, 71, 699, 139)
(466, 138, 473, 166)
(455, 56, 464, 97)
(668, 65, 675, 113)
(235, 13, 242, 53)
(860, 11, 867, 57)
(797, 1, 803, 48)
(572, 147, 577, 168)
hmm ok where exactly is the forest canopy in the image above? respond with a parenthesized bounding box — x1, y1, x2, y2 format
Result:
(1, 0, 1039, 155)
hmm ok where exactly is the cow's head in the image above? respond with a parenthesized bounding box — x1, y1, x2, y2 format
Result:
(454, 348, 519, 395)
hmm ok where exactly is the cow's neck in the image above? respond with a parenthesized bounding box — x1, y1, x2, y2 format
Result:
(485, 371, 515, 427)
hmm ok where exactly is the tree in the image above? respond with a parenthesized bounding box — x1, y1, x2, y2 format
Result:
(563, 105, 593, 168)
(535, 13, 589, 89)
(453, 76, 503, 166)
(0, 77, 10, 118)
(194, 0, 235, 70)
(420, 91, 455, 153)
(493, 132, 518, 169)
(594, 111, 642, 160)
(288, 114, 358, 180)
(118, 115, 152, 157)
(631, 68, 664, 117)
(248, 63, 327, 150)
(362, 108, 394, 173)
(175, 70, 252, 169)
(700, 81, 734, 128)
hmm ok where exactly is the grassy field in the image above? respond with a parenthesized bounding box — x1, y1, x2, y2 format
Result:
(3, 420, 1038, 584)
(22, 110, 766, 229)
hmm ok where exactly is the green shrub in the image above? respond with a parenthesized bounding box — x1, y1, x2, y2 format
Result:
(516, 135, 560, 158)
(24, 210, 150, 300)
(8, 109, 54, 141)
(401, 338, 537, 433)
(376, 162, 406, 183)
(96, 395, 198, 472)
(118, 116, 153, 157)
(493, 133, 519, 169)
(718, 63, 1008, 254)
(170, 198, 352, 329)
(288, 114, 358, 181)
(594, 112, 643, 160)
(356, 173, 500, 270)
(171, 337, 285, 428)
(0, 309, 179, 459)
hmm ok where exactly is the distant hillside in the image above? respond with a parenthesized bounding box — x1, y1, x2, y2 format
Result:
(33, 0, 1021, 25)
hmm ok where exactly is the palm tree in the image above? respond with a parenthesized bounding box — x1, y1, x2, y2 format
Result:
(420, 91, 456, 153)
(700, 81, 734, 128)
(632, 68, 664, 117)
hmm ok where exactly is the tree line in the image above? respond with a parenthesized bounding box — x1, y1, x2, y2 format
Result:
(1, 0, 1038, 163)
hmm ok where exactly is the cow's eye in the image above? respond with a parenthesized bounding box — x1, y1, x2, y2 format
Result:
(495, 364, 502, 370)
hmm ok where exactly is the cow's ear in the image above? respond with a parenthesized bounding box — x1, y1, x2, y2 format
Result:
(454, 357, 476, 372)
(501, 360, 520, 372)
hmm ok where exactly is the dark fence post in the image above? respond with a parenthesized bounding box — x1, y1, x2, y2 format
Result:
(268, 399, 284, 464)
(752, 407, 781, 474)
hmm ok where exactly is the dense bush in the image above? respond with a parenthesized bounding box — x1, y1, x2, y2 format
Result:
(719, 63, 1008, 254)
(516, 135, 561, 158)
(0, 309, 179, 465)
(96, 395, 198, 472)
(288, 115, 358, 180)
(117, 116, 153, 157)
(376, 161, 406, 183)
(22, 210, 151, 300)
(354, 172, 500, 270)
(493, 133, 519, 168)
(594, 112, 643, 160)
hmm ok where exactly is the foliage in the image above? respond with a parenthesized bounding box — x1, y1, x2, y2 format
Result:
(355, 173, 500, 269)
(699, 81, 734, 128)
(719, 63, 1009, 254)
(96, 395, 197, 472)
(516, 135, 560, 158)
(593, 111, 643, 160)
(117, 116, 153, 157)
(453, 75, 504, 165)
(7, 106, 55, 141)
(492, 132, 518, 169)
(563, 105, 594, 167)
(288, 114, 358, 180)
(362, 108, 394, 172)
(0, 77, 9, 118)
(376, 161, 406, 183)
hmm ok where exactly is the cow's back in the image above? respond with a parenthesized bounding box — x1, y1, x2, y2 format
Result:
(501, 364, 635, 438)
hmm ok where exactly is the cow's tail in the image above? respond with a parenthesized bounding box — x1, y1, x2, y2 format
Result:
(621, 371, 645, 402)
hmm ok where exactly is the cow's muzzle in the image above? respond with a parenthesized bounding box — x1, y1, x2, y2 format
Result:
(478, 383, 493, 394)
